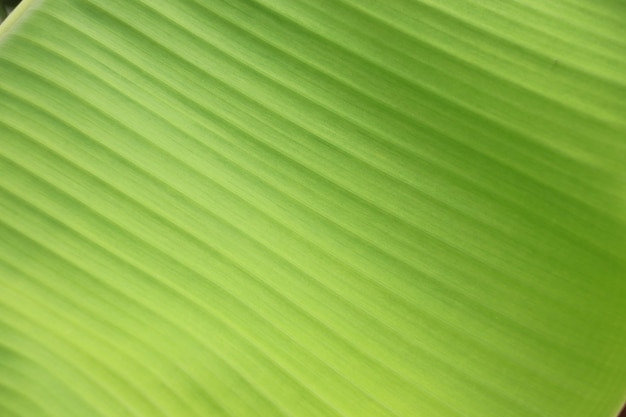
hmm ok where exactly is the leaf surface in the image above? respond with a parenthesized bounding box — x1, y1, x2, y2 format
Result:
(0, 1, 625, 416)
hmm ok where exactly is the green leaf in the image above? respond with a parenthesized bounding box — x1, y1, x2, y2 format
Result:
(0, 1, 625, 416)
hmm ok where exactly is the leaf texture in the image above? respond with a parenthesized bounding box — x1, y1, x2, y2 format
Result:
(0, 1, 625, 416)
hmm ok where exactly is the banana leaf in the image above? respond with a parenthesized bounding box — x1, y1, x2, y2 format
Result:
(0, 1, 625, 416)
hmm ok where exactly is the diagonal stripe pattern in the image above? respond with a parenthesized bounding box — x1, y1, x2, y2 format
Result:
(0, 1, 625, 416)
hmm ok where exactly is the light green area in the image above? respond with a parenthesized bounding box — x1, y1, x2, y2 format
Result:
(0, 0, 625, 416)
